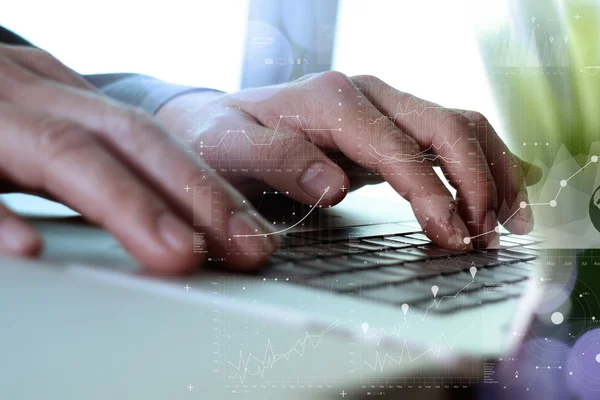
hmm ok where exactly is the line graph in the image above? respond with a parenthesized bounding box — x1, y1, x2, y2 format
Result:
(368, 96, 445, 124)
(361, 278, 477, 348)
(368, 137, 462, 165)
(581, 66, 600, 77)
(227, 321, 339, 384)
(465, 155, 599, 243)
(363, 325, 474, 371)
(197, 115, 340, 153)
(232, 186, 330, 238)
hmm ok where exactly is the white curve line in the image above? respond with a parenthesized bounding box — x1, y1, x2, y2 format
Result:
(232, 186, 330, 238)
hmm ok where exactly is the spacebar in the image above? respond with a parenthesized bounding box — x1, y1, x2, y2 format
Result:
(288, 223, 419, 242)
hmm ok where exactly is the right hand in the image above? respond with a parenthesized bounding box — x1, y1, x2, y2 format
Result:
(0, 44, 279, 274)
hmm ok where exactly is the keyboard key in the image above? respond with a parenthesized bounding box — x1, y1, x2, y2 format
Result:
(373, 251, 423, 262)
(297, 258, 357, 273)
(345, 242, 387, 251)
(404, 233, 432, 242)
(327, 255, 379, 269)
(264, 262, 322, 277)
(352, 253, 404, 266)
(398, 263, 441, 279)
(289, 223, 417, 242)
(500, 235, 538, 246)
(361, 238, 415, 249)
(385, 236, 429, 245)
(315, 243, 357, 254)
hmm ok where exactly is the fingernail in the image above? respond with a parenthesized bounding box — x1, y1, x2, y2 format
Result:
(300, 162, 343, 199)
(229, 212, 274, 254)
(157, 213, 193, 251)
(448, 213, 473, 250)
(0, 217, 42, 255)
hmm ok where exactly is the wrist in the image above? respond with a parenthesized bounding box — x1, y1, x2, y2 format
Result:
(155, 90, 225, 135)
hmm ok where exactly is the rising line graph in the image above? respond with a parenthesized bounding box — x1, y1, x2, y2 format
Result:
(227, 321, 339, 384)
(232, 186, 330, 238)
(363, 325, 475, 371)
(466, 155, 599, 243)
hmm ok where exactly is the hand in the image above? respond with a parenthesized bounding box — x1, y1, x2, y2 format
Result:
(0, 44, 279, 273)
(157, 71, 542, 250)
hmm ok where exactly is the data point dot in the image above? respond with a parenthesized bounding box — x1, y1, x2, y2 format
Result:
(463, 237, 471, 245)
(520, 201, 528, 209)
(550, 200, 557, 207)
(560, 180, 567, 187)
(593, 155, 599, 163)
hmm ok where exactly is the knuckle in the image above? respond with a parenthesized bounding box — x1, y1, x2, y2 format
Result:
(464, 110, 488, 125)
(314, 70, 351, 90)
(352, 74, 382, 86)
(37, 118, 95, 161)
(27, 48, 58, 66)
(439, 109, 471, 129)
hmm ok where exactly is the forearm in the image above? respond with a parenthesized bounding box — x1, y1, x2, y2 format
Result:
(0, 25, 221, 115)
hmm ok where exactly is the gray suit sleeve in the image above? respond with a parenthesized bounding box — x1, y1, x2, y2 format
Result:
(85, 73, 223, 115)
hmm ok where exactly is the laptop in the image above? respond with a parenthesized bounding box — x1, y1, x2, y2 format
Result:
(0, 181, 554, 397)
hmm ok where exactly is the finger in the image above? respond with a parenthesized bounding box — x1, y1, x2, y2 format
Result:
(0, 44, 96, 91)
(197, 120, 349, 206)
(455, 110, 538, 234)
(351, 75, 500, 248)
(0, 201, 42, 256)
(245, 72, 472, 250)
(0, 103, 202, 273)
(0, 54, 278, 271)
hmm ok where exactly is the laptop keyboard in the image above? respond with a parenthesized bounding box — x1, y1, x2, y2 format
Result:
(263, 223, 543, 314)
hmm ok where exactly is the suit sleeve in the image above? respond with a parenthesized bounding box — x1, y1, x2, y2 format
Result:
(0, 25, 222, 114)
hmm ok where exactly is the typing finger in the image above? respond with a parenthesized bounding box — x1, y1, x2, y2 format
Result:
(0, 52, 278, 271)
(0, 103, 198, 273)
(351, 75, 500, 248)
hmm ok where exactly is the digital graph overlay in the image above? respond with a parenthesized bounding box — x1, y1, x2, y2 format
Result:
(197, 115, 341, 154)
(232, 186, 330, 238)
(363, 325, 475, 371)
(368, 138, 462, 165)
(213, 278, 352, 389)
(228, 321, 339, 384)
(465, 155, 600, 244)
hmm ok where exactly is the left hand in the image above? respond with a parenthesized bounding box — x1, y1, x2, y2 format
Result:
(157, 72, 542, 251)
